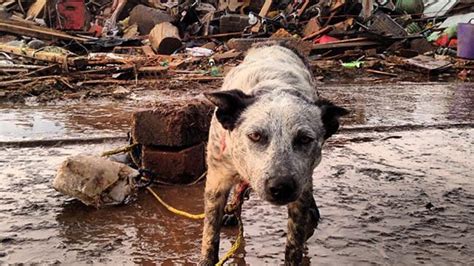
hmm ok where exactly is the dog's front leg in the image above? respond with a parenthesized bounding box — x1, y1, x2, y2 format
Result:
(200, 170, 233, 265)
(285, 185, 320, 265)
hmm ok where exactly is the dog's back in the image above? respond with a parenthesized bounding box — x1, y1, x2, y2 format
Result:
(222, 44, 318, 101)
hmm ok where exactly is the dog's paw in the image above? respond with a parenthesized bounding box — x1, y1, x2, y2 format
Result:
(221, 213, 238, 227)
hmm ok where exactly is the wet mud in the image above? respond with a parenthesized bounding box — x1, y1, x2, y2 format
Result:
(0, 82, 473, 265)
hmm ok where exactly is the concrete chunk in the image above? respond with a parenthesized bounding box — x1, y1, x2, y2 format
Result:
(132, 98, 214, 147)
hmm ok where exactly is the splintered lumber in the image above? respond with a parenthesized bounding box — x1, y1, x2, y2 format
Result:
(138, 65, 169, 73)
(251, 0, 273, 32)
(0, 19, 89, 42)
(0, 64, 44, 70)
(311, 38, 379, 51)
(0, 43, 87, 68)
(302, 26, 332, 41)
(26, 0, 47, 19)
(0, 75, 61, 87)
(149, 22, 182, 55)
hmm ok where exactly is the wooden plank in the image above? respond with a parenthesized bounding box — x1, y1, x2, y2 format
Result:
(0, 43, 87, 68)
(302, 26, 332, 41)
(0, 64, 44, 69)
(251, 0, 273, 32)
(0, 19, 89, 42)
(312, 38, 380, 50)
(26, 0, 47, 19)
(0, 75, 61, 87)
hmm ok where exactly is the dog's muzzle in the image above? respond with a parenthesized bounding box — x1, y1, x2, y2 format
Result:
(265, 176, 298, 205)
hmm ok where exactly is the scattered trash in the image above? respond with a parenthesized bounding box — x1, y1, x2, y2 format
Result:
(342, 60, 364, 68)
(0, 0, 472, 98)
(186, 47, 214, 57)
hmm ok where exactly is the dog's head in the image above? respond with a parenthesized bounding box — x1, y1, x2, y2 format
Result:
(205, 89, 348, 205)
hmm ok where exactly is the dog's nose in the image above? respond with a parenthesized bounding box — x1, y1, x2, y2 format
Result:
(266, 177, 296, 203)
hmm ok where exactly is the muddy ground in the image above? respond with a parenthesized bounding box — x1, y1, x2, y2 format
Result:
(0, 82, 473, 265)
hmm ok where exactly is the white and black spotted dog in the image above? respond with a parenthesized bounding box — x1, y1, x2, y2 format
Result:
(201, 42, 349, 265)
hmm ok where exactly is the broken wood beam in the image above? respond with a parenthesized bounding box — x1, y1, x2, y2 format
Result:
(0, 64, 45, 70)
(251, 0, 273, 33)
(189, 31, 242, 40)
(302, 26, 332, 41)
(311, 38, 379, 51)
(0, 43, 87, 68)
(0, 19, 90, 42)
(26, 0, 47, 20)
(0, 75, 62, 87)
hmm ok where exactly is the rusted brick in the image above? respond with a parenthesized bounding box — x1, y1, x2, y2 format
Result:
(132, 97, 214, 147)
(141, 143, 205, 184)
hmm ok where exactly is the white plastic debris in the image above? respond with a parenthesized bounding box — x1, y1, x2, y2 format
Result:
(53, 155, 139, 208)
(185, 47, 214, 57)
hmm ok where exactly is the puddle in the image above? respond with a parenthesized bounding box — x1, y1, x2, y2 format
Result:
(320, 82, 474, 127)
(0, 103, 132, 141)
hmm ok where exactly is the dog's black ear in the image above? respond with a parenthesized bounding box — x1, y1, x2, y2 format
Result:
(204, 89, 255, 131)
(316, 99, 349, 139)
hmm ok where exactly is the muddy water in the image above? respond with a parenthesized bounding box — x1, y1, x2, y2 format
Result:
(0, 83, 473, 265)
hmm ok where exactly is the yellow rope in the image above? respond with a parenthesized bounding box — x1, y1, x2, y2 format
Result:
(146, 186, 243, 265)
(216, 215, 243, 266)
(101, 143, 139, 157)
(146, 187, 205, 219)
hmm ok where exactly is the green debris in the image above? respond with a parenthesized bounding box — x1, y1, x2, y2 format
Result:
(341, 61, 364, 68)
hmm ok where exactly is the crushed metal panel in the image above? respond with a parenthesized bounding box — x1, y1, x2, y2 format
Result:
(423, 0, 459, 17)
(404, 55, 452, 72)
(368, 10, 407, 37)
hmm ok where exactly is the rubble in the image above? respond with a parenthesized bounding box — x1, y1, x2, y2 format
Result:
(0, 0, 471, 99)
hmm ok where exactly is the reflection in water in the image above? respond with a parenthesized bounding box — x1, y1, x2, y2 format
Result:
(321, 83, 474, 126)
(0, 110, 65, 140)
(0, 103, 132, 141)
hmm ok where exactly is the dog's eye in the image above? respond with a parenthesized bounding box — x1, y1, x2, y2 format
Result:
(295, 135, 314, 145)
(248, 132, 262, 142)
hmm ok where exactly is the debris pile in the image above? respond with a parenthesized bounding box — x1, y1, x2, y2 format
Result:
(0, 0, 473, 101)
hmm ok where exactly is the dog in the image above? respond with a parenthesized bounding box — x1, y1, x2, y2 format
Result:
(201, 42, 349, 265)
